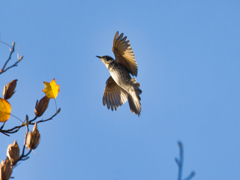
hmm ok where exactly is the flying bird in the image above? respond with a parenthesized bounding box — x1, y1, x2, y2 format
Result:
(96, 31, 142, 116)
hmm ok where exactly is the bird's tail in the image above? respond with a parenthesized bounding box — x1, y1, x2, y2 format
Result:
(128, 78, 142, 116)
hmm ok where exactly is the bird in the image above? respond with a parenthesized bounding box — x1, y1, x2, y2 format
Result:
(96, 31, 142, 116)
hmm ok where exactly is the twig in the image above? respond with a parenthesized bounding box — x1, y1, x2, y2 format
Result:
(12, 120, 32, 166)
(175, 141, 195, 180)
(0, 117, 36, 135)
(176, 141, 183, 180)
(0, 41, 23, 75)
(0, 122, 5, 129)
(0, 108, 61, 136)
(183, 172, 195, 180)
(35, 108, 60, 124)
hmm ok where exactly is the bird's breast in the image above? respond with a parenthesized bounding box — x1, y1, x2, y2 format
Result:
(109, 65, 131, 91)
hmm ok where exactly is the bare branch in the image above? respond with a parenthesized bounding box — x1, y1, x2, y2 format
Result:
(0, 41, 23, 75)
(0, 108, 61, 136)
(175, 141, 195, 180)
(183, 172, 195, 180)
(12, 121, 32, 167)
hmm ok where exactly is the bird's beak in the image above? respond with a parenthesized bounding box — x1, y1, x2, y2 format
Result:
(96, 56, 101, 59)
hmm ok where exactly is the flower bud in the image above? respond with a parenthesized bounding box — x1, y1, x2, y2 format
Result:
(6, 141, 19, 164)
(3, 79, 18, 100)
(0, 158, 12, 180)
(34, 96, 50, 117)
(12, 42, 15, 47)
(26, 123, 40, 150)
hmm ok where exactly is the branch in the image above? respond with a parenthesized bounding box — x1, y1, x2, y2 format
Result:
(12, 122, 31, 166)
(183, 172, 195, 180)
(34, 108, 61, 124)
(0, 41, 23, 75)
(176, 141, 183, 180)
(0, 108, 61, 136)
(175, 141, 195, 180)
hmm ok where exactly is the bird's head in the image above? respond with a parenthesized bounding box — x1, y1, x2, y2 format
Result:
(96, 55, 114, 68)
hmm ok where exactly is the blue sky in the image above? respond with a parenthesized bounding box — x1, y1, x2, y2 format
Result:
(0, 0, 240, 179)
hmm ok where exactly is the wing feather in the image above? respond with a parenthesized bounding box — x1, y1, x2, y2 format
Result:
(112, 31, 138, 76)
(102, 76, 128, 111)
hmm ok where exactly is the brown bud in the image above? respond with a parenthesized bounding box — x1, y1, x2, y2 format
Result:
(34, 96, 50, 117)
(6, 141, 19, 164)
(26, 123, 40, 150)
(0, 158, 12, 180)
(18, 55, 23, 61)
(3, 79, 18, 100)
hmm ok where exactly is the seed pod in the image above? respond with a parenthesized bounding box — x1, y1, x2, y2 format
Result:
(26, 123, 40, 150)
(35, 96, 50, 117)
(6, 141, 19, 164)
(3, 80, 18, 100)
(0, 158, 12, 180)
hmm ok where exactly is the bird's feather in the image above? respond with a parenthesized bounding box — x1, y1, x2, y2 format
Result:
(112, 31, 138, 77)
(102, 76, 128, 111)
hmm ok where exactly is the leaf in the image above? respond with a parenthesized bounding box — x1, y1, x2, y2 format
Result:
(42, 79, 60, 99)
(0, 98, 11, 122)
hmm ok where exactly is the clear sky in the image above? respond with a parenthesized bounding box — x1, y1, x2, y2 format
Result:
(1, 0, 240, 180)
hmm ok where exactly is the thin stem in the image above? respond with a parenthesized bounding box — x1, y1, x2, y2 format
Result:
(10, 113, 23, 122)
(0, 41, 12, 48)
(183, 172, 195, 180)
(0, 41, 23, 75)
(34, 108, 60, 124)
(0, 122, 6, 130)
(1, 43, 14, 72)
(0, 109, 60, 136)
(177, 141, 183, 180)
(175, 141, 195, 180)
(54, 99, 58, 112)
(12, 124, 32, 166)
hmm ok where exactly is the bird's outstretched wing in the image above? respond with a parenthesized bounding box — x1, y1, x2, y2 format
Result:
(102, 76, 128, 111)
(112, 31, 138, 77)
